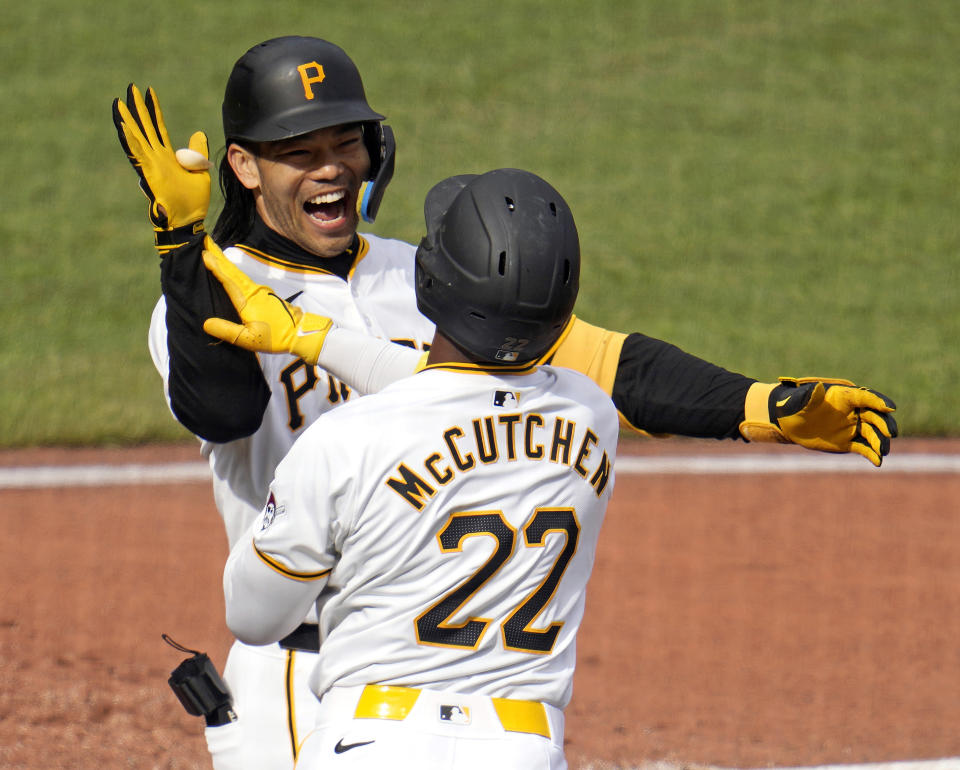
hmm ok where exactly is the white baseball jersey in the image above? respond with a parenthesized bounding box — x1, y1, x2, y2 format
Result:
(148, 233, 435, 547)
(145, 231, 435, 769)
(224, 363, 618, 710)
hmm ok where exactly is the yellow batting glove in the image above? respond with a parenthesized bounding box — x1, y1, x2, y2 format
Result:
(112, 84, 211, 250)
(739, 376, 898, 467)
(201, 237, 332, 366)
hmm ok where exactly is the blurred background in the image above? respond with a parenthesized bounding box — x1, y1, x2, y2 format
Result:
(2, 0, 957, 445)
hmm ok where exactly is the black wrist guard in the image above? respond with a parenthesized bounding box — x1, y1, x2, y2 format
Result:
(164, 635, 237, 727)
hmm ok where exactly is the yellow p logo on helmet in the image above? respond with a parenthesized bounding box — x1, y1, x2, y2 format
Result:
(297, 62, 326, 100)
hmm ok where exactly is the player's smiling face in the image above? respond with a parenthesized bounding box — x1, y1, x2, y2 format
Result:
(229, 123, 371, 258)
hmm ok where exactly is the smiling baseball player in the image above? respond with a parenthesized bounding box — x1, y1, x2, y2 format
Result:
(223, 169, 618, 768)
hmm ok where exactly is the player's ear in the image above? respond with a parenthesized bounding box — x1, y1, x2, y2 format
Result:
(227, 143, 261, 191)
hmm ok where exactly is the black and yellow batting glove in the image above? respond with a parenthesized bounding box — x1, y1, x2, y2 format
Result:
(201, 237, 333, 366)
(739, 377, 898, 467)
(112, 84, 211, 252)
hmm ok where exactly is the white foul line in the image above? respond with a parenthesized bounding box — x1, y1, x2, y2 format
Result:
(0, 462, 212, 489)
(0, 452, 957, 490)
(757, 760, 960, 770)
(614, 452, 960, 475)
(608, 759, 960, 770)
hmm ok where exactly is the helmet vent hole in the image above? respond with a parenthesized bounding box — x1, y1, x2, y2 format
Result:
(498, 251, 507, 276)
(505, 197, 516, 212)
(549, 202, 557, 216)
(470, 311, 487, 320)
(562, 259, 571, 283)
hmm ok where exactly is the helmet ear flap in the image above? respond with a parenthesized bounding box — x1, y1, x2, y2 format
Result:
(358, 124, 396, 223)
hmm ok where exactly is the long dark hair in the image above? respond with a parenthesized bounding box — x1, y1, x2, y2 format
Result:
(211, 143, 257, 246)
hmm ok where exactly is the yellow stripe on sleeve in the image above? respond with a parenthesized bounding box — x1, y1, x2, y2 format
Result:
(541, 316, 627, 395)
(253, 543, 332, 582)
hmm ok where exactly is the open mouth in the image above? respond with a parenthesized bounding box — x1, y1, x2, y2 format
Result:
(304, 190, 348, 224)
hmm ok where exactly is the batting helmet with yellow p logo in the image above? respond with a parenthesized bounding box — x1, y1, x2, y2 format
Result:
(221, 36, 394, 221)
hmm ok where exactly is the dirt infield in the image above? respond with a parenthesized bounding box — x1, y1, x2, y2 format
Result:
(1, 437, 958, 769)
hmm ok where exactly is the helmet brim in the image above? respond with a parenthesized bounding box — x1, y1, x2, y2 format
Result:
(228, 104, 386, 143)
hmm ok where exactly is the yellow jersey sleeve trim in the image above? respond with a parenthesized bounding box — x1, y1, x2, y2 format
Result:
(253, 542, 332, 582)
(615, 409, 659, 438)
(413, 351, 431, 373)
(542, 316, 627, 395)
(346, 235, 370, 280)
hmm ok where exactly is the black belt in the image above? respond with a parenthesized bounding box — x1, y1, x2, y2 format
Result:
(278, 623, 320, 653)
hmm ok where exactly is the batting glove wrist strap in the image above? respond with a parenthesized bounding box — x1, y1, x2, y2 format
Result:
(154, 222, 206, 253)
(112, 84, 211, 234)
(200, 237, 333, 366)
(739, 377, 898, 467)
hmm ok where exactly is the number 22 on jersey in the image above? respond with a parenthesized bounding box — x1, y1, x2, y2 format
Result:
(415, 508, 580, 655)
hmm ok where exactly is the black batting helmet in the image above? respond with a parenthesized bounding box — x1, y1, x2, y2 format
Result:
(221, 36, 394, 222)
(415, 169, 580, 364)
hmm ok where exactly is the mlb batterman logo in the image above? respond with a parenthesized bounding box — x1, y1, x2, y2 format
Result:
(439, 704, 471, 725)
(260, 493, 285, 531)
(495, 336, 529, 362)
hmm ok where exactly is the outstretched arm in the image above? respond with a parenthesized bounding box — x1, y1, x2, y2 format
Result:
(545, 318, 897, 466)
(114, 84, 270, 442)
(543, 322, 751, 438)
(199, 247, 898, 465)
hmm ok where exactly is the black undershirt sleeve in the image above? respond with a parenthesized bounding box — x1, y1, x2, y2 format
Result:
(160, 234, 270, 443)
(611, 333, 756, 440)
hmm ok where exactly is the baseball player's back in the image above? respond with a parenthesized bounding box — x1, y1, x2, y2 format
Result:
(224, 362, 619, 768)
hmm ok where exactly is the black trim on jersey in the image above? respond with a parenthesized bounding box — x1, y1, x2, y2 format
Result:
(609, 333, 754, 439)
(421, 361, 539, 376)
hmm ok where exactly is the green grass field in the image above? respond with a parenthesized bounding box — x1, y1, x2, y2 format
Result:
(2, 0, 957, 445)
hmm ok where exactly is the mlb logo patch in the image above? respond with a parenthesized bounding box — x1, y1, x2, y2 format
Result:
(439, 704, 471, 725)
(493, 390, 520, 408)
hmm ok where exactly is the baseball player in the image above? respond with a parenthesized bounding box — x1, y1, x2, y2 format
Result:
(223, 168, 618, 769)
(112, 34, 898, 770)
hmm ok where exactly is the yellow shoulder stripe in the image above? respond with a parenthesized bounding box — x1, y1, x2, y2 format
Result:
(542, 316, 627, 395)
(254, 543, 332, 582)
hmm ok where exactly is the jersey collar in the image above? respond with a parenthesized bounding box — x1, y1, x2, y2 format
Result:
(421, 360, 541, 376)
(234, 214, 362, 280)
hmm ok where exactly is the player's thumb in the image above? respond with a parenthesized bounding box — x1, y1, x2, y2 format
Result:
(175, 131, 212, 171)
(203, 317, 246, 346)
(189, 131, 210, 162)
